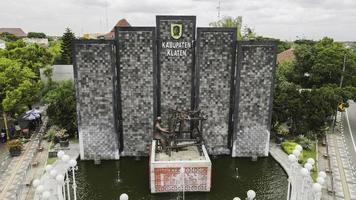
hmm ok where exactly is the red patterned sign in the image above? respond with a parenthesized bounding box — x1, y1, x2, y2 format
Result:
(154, 167, 208, 192)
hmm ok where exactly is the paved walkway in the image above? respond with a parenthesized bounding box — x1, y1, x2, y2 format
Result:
(270, 143, 314, 200)
(318, 137, 335, 200)
(327, 112, 356, 200)
(0, 117, 48, 200)
(21, 140, 50, 200)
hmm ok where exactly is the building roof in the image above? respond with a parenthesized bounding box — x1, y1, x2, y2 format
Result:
(0, 28, 27, 37)
(277, 48, 295, 64)
(111, 19, 130, 32)
(102, 19, 131, 40)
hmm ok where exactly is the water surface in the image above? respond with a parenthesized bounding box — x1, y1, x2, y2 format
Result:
(76, 156, 287, 200)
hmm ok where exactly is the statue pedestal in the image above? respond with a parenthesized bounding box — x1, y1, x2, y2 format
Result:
(149, 140, 211, 193)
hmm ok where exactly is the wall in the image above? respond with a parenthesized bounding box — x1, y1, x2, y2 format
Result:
(232, 41, 277, 157)
(73, 16, 277, 159)
(116, 27, 156, 156)
(73, 41, 120, 160)
(195, 28, 236, 155)
(156, 16, 196, 121)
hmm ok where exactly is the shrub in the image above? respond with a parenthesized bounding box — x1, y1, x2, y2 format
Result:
(46, 125, 59, 142)
(295, 135, 313, 150)
(55, 129, 69, 141)
(281, 141, 304, 161)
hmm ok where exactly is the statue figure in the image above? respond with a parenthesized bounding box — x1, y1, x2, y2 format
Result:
(153, 116, 171, 152)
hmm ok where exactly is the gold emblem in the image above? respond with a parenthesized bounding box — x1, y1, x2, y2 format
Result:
(171, 24, 182, 40)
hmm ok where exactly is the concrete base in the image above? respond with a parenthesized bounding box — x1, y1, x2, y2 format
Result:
(149, 140, 211, 193)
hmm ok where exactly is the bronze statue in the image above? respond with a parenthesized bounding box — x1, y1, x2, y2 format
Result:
(154, 108, 207, 156)
(153, 116, 171, 152)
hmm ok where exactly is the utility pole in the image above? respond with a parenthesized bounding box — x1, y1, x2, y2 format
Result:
(339, 54, 346, 88)
(333, 53, 347, 132)
(217, 0, 221, 19)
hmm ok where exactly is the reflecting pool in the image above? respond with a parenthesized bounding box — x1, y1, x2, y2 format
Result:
(76, 156, 287, 200)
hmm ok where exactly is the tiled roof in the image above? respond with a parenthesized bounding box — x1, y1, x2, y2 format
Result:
(277, 48, 295, 64)
(110, 19, 130, 32)
(0, 28, 27, 37)
(102, 19, 131, 39)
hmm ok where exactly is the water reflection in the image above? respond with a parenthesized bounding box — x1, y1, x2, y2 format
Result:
(76, 156, 287, 200)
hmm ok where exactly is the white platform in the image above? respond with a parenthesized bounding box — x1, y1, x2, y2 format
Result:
(149, 140, 211, 193)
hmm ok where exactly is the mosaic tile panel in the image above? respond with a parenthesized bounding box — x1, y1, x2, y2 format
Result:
(232, 41, 277, 157)
(117, 28, 156, 156)
(156, 16, 196, 123)
(73, 41, 120, 160)
(196, 29, 236, 155)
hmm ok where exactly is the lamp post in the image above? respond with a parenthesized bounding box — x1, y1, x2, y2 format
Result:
(312, 183, 322, 200)
(61, 154, 71, 200)
(69, 159, 78, 200)
(300, 167, 309, 199)
(247, 190, 256, 200)
(233, 197, 241, 200)
(42, 190, 51, 199)
(119, 193, 129, 200)
(56, 174, 65, 200)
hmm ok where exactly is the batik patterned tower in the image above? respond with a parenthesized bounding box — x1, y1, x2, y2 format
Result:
(116, 27, 156, 156)
(196, 28, 236, 155)
(156, 16, 196, 121)
(232, 41, 277, 157)
(73, 41, 120, 160)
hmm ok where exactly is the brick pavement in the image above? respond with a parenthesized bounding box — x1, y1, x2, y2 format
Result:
(327, 111, 356, 200)
(0, 115, 47, 200)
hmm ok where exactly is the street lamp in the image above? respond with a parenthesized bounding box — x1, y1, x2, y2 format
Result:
(307, 158, 315, 166)
(312, 183, 322, 200)
(318, 171, 326, 179)
(304, 163, 313, 171)
(56, 174, 65, 200)
(300, 167, 309, 199)
(292, 149, 301, 158)
(247, 190, 256, 200)
(119, 193, 129, 200)
(32, 179, 40, 188)
(36, 184, 44, 193)
(233, 197, 241, 200)
(57, 150, 65, 159)
(42, 190, 51, 199)
(61, 154, 71, 200)
(69, 159, 78, 200)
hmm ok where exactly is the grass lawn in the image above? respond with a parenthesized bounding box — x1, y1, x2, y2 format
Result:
(47, 157, 58, 165)
(281, 140, 318, 181)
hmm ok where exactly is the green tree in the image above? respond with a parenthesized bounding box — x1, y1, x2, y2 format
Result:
(27, 32, 47, 38)
(0, 32, 18, 42)
(43, 81, 77, 135)
(273, 37, 356, 137)
(7, 43, 52, 76)
(47, 39, 63, 64)
(0, 57, 40, 115)
(292, 37, 356, 88)
(209, 16, 243, 40)
(60, 28, 76, 64)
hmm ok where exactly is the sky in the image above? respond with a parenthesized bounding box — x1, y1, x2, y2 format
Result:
(0, 0, 355, 41)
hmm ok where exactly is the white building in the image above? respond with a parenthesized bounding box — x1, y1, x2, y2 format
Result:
(23, 38, 49, 47)
(0, 39, 5, 49)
